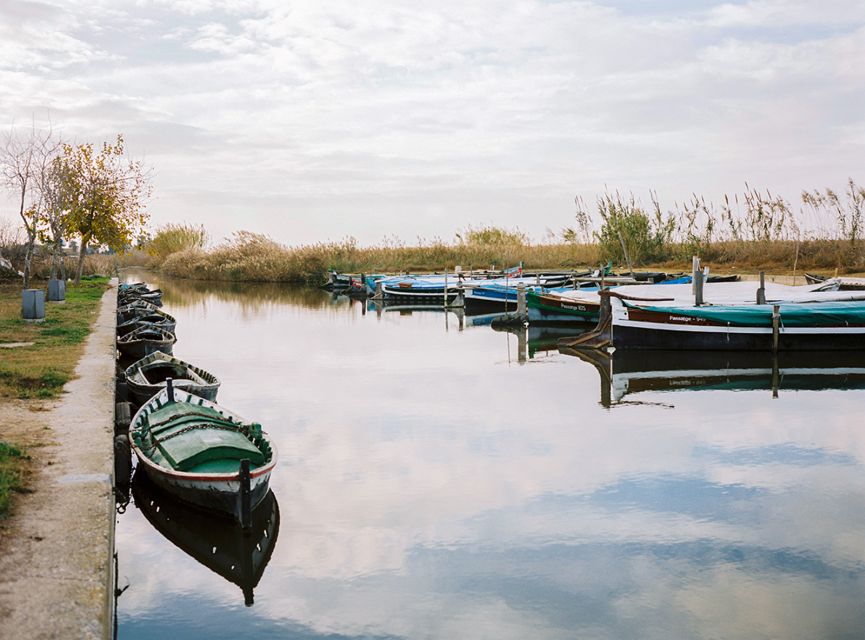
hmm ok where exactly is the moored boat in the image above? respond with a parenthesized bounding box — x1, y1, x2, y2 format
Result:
(117, 308, 177, 337)
(129, 385, 278, 523)
(117, 325, 176, 359)
(597, 280, 865, 351)
(125, 351, 220, 405)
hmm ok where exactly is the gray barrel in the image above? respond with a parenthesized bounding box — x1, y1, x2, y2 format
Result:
(21, 289, 45, 321)
(47, 279, 66, 302)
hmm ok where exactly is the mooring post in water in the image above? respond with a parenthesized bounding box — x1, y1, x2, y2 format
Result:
(374, 280, 383, 300)
(772, 304, 780, 353)
(166, 377, 174, 402)
(694, 269, 704, 306)
(757, 271, 767, 305)
(444, 271, 448, 308)
(771, 353, 780, 399)
(691, 256, 700, 294)
(239, 458, 252, 530)
(517, 283, 527, 318)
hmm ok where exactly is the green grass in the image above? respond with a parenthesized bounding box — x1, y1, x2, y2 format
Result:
(0, 278, 110, 398)
(0, 442, 28, 520)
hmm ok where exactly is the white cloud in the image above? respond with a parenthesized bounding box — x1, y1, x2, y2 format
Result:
(0, 0, 863, 243)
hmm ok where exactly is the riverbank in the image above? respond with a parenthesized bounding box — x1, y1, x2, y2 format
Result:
(146, 234, 863, 285)
(0, 280, 118, 639)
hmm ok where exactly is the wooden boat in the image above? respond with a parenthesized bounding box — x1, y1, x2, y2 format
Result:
(117, 325, 176, 359)
(526, 290, 601, 323)
(593, 280, 865, 351)
(125, 351, 220, 405)
(117, 300, 160, 322)
(119, 285, 163, 307)
(129, 384, 278, 522)
(132, 472, 279, 606)
(117, 308, 177, 337)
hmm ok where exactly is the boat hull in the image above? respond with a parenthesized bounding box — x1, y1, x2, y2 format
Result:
(612, 304, 865, 350)
(526, 292, 599, 324)
(133, 453, 274, 520)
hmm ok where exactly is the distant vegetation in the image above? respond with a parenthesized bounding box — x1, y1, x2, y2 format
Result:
(6, 178, 862, 284)
(141, 179, 865, 284)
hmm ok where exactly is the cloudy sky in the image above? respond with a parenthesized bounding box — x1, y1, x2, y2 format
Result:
(1, 0, 863, 246)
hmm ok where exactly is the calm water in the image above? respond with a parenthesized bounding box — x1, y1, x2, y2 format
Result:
(116, 273, 865, 640)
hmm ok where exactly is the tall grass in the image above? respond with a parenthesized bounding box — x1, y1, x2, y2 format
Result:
(161, 231, 598, 284)
(149, 180, 865, 283)
(146, 223, 208, 262)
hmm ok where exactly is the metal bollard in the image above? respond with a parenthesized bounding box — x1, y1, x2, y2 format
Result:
(21, 289, 45, 321)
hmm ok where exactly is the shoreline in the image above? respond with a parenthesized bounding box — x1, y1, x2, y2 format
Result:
(0, 279, 118, 639)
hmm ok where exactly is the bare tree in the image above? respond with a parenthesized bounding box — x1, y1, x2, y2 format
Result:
(1, 122, 58, 288)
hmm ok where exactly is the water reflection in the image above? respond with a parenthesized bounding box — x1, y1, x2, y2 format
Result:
(561, 347, 865, 406)
(131, 473, 280, 606)
(117, 271, 865, 640)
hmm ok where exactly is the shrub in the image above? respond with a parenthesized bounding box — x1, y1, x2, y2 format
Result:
(146, 224, 208, 263)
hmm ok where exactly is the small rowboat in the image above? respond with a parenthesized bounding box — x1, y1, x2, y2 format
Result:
(117, 309, 177, 337)
(117, 326, 176, 359)
(129, 384, 278, 523)
(119, 286, 163, 307)
(117, 300, 160, 323)
(125, 351, 220, 405)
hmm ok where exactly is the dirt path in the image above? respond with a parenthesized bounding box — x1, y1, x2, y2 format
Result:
(0, 281, 117, 640)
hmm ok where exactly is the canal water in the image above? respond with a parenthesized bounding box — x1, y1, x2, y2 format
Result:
(116, 273, 865, 640)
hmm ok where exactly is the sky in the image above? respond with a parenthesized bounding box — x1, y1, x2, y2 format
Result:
(1, 0, 863, 246)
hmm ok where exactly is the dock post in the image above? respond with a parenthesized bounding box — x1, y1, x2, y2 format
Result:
(694, 269, 704, 306)
(771, 354, 780, 399)
(374, 281, 383, 300)
(757, 271, 766, 305)
(691, 256, 700, 294)
(517, 283, 527, 319)
(239, 458, 252, 530)
(772, 304, 780, 353)
(444, 272, 448, 307)
(518, 326, 527, 364)
(166, 377, 174, 402)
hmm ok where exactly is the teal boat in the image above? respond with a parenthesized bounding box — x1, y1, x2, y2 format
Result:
(130, 386, 278, 522)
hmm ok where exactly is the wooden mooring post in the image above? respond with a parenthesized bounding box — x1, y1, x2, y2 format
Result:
(694, 269, 704, 306)
(239, 458, 252, 530)
(757, 271, 767, 305)
(772, 304, 781, 353)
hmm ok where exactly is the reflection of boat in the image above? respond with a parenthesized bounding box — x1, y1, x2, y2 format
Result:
(560, 347, 865, 404)
(130, 386, 278, 522)
(125, 351, 220, 405)
(117, 325, 176, 359)
(132, 472, 280, 606)
(493, 325, 589, 358)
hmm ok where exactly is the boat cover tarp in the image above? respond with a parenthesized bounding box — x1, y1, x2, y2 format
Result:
(144, 403, 264, 471)
(625, 300, 865, 327)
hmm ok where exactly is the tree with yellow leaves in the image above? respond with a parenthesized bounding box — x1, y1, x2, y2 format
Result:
(58, 134, 151, 283)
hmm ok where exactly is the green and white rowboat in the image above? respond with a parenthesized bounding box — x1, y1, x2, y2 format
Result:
(130, 386, 278, 521)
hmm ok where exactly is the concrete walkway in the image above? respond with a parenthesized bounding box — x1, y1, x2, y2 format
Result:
(0, 280, 117, 639)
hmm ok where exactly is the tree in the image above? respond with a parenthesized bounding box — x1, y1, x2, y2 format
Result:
(1, 123, 57, 288)
(58, 135, 150, 283)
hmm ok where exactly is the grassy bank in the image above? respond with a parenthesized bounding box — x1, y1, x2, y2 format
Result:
(0, 278, 110, 398)
(153, 233, 862, 284)
(0, 442, 28, 520)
